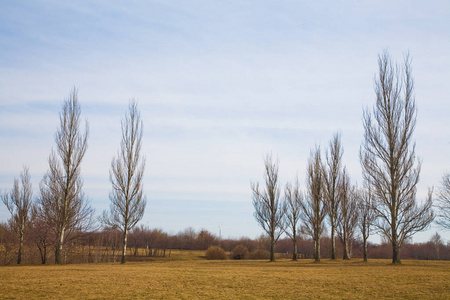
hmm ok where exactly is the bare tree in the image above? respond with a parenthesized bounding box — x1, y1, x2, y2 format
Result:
(1, 166, 33, 264)
(29, 207, 53, 264)
(102, 101, 146, 264)
(357, 182, 376, 262)
(283, 179, 303, 260)
(336, 169, 358, 260)
(436, 173, 450, 229)
(360, 51, 433, 263)
(38, 88, 93, 264)
(251, 154, 284, 262)
(300, 148, 327, 262)
(323, 132, 343, 259)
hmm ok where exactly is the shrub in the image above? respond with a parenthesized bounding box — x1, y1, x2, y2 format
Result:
(205, 246, 227, 260)
(231, 245, 249, 259)
(248, 249, 270, 260)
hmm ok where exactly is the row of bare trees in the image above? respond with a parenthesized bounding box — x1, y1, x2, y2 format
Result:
(252, 51, 440, 264)
(1, 89, 146, 264)
(2, 51, 449, 265)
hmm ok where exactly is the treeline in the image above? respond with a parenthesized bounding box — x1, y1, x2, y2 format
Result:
(250, 51, 450, 265)
(1, 50, 449, 266)
(1, 224, 448, 265)
(1, 90, 147, 265)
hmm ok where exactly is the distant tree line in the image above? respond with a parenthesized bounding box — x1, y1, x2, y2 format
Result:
(0, 223, 449, 265)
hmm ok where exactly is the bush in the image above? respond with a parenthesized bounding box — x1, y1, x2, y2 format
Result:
(231, 245, 249, 259)
(248, 249, 270, 260)
(205, 246, 227, 260)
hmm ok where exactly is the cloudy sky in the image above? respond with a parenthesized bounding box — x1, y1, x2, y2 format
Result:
(1, 1, 449, 242)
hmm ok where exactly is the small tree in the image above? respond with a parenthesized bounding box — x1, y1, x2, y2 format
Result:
(251, 154, 285, 262)
(323, 133, 343, 260)
(357, 182, 376, 262)
(336, 169, 359, 260)
(283, 179, 302, 260)
(436, 173, 450, 230)
(300, 148, 327, 262)
(1, 166, 33, 264)
(360, 51, 433, 263)
(102, 101, 146, 264)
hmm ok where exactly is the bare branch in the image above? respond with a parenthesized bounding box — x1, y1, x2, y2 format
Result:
(435, 173, 450, 230)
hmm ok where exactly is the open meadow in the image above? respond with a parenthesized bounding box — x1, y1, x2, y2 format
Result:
(0, 250, 449, 299)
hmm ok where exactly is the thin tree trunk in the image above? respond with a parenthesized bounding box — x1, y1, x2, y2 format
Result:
(314, 238, 320, 262)
(331, 224, 336, 260)
(292, 239, 297, 261)
(17, 225, 24, 264)
(392, 215, 401, 263)
(55, 226, 65, 264)
(363, 238, 368, 262)
(270, 236, 275, 262)
(121, 227, 128, 264)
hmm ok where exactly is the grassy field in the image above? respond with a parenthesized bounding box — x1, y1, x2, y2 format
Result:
(0, 250, 449, 299)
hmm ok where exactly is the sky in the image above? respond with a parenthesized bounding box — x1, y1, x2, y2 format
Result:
(1, 1, 449, 243)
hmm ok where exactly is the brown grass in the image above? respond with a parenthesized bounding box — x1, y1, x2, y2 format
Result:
(0, 250, 449, 299)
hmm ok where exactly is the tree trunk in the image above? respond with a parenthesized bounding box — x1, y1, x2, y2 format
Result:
(121, 227, 128, 264)
(292, 236, 297, 260)
(363, 237, 368, 262)
(292, 239, 297, 261)
(17, 224, 24, 264)
(331, 224, 336, 260)
(270, 237, 275, 262)
(314, 238, 320, 262)
(55, 226, 65, 264)
(392, 241, 401, 264)
(343, 236, 350, 260)
(391, 216, 401, 264)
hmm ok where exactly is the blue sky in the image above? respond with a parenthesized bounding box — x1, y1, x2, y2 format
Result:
(1, 1, 449, 242)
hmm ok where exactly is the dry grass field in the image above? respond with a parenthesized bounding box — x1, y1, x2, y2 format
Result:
(0, 250, 449, 299)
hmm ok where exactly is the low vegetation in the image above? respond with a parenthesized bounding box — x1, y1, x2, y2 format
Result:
(231, 245, 249, 259)
(0, 250, 448, 299)
(205, 246, 226, 260)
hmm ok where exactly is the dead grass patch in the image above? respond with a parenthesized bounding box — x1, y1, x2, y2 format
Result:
(0, 251, 448, 299)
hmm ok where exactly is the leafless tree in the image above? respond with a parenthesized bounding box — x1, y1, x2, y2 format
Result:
(1, 166, 33, 264)
(436, 173, 450, 229)
(322, 132, 343, 259)
(251, 154, 284, 262)
(357, 181, 376, 262)
(360, 51, 434, 263)
(283, 179, 303, 260)
(102, 101, 146, 264)
(29, 207, 53, 264)
(337, 169, 358, 259)
(300, 148, 327, 262)
(38, 88, 93, 264)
